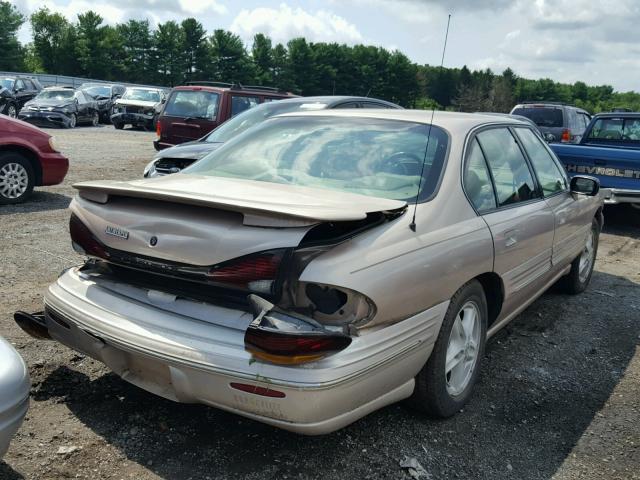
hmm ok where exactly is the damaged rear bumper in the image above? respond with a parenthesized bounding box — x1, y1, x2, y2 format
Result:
(35, 268, 446, 435)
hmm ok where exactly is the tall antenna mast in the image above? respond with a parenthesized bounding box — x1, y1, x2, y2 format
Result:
(409, 13, 451, 232)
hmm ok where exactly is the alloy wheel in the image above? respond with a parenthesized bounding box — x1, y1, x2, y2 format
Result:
(445, 301, 481, 396)
(0, 162, 29, 199)
(578, 228, 595, 283)
(69, 114, 77, 128)
(7, 105, 17, 118)
(92, 112, 99, 126)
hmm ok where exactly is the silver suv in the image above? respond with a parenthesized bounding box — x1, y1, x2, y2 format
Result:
(511, 102, 591, 143)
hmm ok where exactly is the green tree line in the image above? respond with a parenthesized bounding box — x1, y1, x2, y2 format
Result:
(2, 1, 639, 111)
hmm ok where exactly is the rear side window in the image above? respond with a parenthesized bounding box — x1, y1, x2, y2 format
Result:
(588, 117, 640, 142)
(464, 138, 496, 212)
(515, 128, 567, 196)
(476, 128, 540, 207)
(164, 90, 220, 120)
(512, 107, 564, 128)
(231, 95, 259, 116)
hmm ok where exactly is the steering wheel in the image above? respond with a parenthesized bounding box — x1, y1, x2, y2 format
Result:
(379, 152, 424, 175)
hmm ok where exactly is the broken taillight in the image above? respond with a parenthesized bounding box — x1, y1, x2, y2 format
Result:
(207, 251, 284, 294)
(561, 129, 571, 142)
(69, 214, 109, 259)
(245, 295, 352, 365)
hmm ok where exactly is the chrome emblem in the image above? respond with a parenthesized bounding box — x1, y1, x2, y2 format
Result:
(105, 225, 129, 239)
(149, 236, 158, 246)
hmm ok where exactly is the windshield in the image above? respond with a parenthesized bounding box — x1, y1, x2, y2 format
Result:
(122, 89, 160, 102)
(82, 85, 111, 98)
(187, 116, 448, 202)
(512, 107, 564, 127)
(0, 78, 14, 90)
(36, 90, 74, 100)
(205, 101, 330, 143)
(163, 90, 220, 120)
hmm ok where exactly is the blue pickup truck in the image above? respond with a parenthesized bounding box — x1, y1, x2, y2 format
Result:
(550, 112, 640, 208)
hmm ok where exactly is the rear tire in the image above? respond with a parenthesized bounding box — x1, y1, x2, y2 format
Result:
(559, 218, 600, 294)
(0, 153, 35, 204)
(6, 104, 17, 118)
(408, 280, 487, 417)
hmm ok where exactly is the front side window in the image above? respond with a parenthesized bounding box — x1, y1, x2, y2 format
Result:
(163, 90, 219, 120)
(464, 138, 496, 212)
(476, 128, 540, 207)
(15, 79, 25, 91)
(187, 116, 449, 202)
(231, 95, 259, 117)
(515, 128, 567, 196)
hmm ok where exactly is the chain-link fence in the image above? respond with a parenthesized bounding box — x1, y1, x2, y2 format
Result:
(0, 71, 165, 90)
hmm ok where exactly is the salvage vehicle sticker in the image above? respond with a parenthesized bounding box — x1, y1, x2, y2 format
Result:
(565, 164, 640, 179)
(105, 225, 130, 239)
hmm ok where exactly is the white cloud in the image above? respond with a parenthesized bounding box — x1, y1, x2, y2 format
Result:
(229, 3, 363, 45)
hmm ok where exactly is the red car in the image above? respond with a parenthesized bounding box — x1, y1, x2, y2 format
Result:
(0, 115, 69, 204)
(154, 82, 297, 150)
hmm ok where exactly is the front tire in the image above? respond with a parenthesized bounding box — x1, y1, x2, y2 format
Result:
(559, 218, 600, 294)
(6, 104, 17, 118)
(409, 280, 487, 417)
(0, 153, 35, 204)
(91, 111, 99, 127)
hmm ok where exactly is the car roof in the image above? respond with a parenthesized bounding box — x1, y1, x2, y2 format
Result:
(172, 84, 294, 95)
(592, 112, 640, 118)
(270, 95, 401, 108)
(275, 109, 529, 133)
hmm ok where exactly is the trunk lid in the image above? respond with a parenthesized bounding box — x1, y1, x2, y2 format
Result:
(72, 175, 406, 267)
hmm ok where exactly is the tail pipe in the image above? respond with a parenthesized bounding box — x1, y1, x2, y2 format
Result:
(14, 311, 51, 340)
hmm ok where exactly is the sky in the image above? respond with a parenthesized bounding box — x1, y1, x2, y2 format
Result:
(9, 0, 640, 92)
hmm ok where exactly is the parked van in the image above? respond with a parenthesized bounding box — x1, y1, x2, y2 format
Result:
(154, 82, 296, 150)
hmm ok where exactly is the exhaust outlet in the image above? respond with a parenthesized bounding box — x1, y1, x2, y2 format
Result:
(14, 311, 51, 340)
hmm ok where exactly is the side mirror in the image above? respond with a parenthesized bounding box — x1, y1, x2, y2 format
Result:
(570, 175, 600, 196)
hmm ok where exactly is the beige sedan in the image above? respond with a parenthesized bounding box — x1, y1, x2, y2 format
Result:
(17, 110, 604, 434)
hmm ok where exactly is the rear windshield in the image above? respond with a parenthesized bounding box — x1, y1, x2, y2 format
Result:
(163, 90, 220, 120)
(587, 117, 640, 142)
(187, 116, 449, 202)
(205, 101, 330, 143)
(512, 107, 564, 128)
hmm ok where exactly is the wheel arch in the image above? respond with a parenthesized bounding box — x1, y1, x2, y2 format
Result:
(474, 272, 504, 328)
(0, 145, 43, 185)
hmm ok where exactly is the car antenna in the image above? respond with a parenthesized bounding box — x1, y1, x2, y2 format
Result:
(410, 13, 451, 232)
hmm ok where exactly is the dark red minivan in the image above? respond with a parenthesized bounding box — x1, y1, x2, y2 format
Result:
(154, 82, 296, 150)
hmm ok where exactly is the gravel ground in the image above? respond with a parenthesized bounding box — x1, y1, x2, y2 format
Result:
(1, 125, 639, 480)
